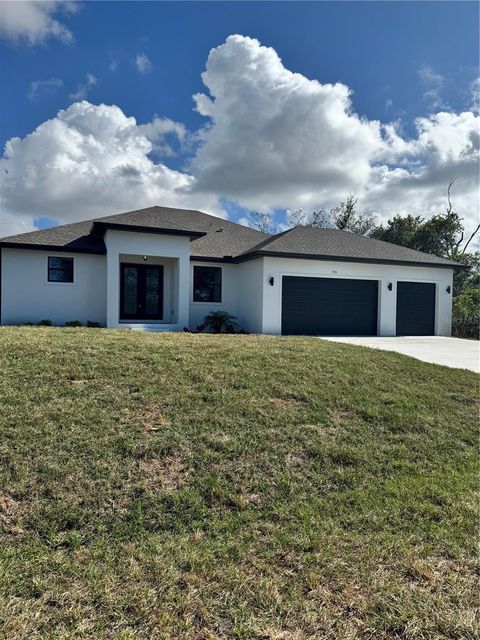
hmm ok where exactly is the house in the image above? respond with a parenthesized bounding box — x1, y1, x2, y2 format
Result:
(0, 205, 463, 336)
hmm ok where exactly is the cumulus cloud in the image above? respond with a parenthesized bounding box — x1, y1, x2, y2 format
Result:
(27, 77, 63, 100)
(191, 35, 386, 212)
(1, 34, 478, 238)
(137, 117, 186, 156)
(0, 0, 78, 46)
(0, 101, 220, 236)
(135, 52, 152, 75)
(69, 73, 98, 100)
(190, 35, 479, 231)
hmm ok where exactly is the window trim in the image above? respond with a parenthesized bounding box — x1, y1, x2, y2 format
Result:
(46, 255, 75, 285)
(192, 265, 222, 304)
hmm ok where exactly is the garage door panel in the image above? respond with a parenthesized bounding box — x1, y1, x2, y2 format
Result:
(396, 282, 435, 336)
(282, 276, 378, 336)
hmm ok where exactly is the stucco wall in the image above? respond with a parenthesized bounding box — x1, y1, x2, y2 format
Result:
(0, 248, 107, 325)
(236, 258, 265, 333)
(1, 244, 454, 336)
(104, 230, 191, 330)
(262, 257, 453, 336)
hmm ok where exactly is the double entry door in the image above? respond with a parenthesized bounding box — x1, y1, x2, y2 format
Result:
(120, 263, 164, 321)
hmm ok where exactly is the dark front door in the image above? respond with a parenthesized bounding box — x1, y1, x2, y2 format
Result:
(396, 282, 435, 335)
(281, 276, 378, 336)
(120, 264, 163, 320)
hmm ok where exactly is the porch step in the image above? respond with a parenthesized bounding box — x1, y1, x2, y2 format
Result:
(125, 323, 183, 332)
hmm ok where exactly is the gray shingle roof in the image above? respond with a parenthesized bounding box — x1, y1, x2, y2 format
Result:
(239, 225, 464, 268)
(0, 206, 269, 259)
(0, 206, 463, 268)
(0, 219, 105, 253)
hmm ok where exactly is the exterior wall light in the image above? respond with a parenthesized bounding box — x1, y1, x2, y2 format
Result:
(387, 282, 393, 291)
(269, 276, 275, 286)
(143, 255, 148, 261)
(446, 285, 451, 294)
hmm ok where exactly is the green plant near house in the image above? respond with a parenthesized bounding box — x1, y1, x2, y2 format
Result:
(199, 310, 239, 333)
(65, 320, 83, 327)
(86, 321, 101, 328)
(37, 319, 52, 326)
(452, 287, 480, 339)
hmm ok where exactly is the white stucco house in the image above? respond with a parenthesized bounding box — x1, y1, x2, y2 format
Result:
(0, 205, 463, 335)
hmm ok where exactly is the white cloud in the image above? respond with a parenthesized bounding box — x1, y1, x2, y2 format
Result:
(27, 77, 63, 100)
(0, 101, 221, 236)
(191, 35, 386, 212)
(418, 64, 445, 110)
(0, 1, 78, 46)
(470, 77, 480, 114)
(108, 54, 118, 72)
(135, 52, 152, 75)
(1, 34, 478, 240)
(189, 35, 479, 232)
(137, 117, 186, 156)
(69, 73, 97, 100)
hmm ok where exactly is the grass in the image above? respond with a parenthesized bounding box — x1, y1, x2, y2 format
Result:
(0, 327, 478, 640)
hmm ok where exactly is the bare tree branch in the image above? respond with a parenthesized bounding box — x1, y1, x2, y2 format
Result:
(247, 211, 276, 234)
(462, 223, 480, 254)
(447, 177, 456, 214)
(454, 230, 464, 253)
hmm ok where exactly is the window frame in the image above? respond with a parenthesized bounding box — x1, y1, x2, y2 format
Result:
(192, 265, 222, 304)
(46, 256, 75, 285)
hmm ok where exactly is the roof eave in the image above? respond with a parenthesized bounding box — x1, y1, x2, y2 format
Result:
(91, 221, 206, 241)
(190, 255, 234, 263)
(0, 241, 106, 255)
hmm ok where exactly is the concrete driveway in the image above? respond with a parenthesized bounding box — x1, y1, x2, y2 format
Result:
(322, 336, 479, 373)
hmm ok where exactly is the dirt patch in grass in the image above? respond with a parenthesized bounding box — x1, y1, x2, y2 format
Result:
(0, 492, 25, 535)
(138, 454, 191, 492)
(121, 402, 171, 432)
(269, 397, 307, 411)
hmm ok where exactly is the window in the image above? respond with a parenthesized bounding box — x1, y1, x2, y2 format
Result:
(193, 266, 222, 302)
(48, 256, 74, 283)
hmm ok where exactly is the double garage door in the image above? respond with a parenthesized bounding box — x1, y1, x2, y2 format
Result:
(281, 276, 436, 336)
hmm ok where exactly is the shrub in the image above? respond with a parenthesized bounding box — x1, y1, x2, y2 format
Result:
(452, 287, 479, 339)
(37, 319, 52, 326)
(200, 311, 239, 334)
(86, 321, 101, 328)
(65, 320, 82, 327)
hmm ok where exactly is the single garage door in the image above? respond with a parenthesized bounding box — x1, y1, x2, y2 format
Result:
(281, 276, 378, 336)
(396, 281, 436, 336)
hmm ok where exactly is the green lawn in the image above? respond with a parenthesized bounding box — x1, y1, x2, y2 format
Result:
(0, 328, 478, 640)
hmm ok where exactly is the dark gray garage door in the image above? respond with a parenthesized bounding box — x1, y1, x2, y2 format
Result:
(396, 282, 436, 335)
(281, 276, 378, 336)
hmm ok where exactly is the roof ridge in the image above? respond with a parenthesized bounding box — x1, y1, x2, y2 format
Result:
(238, 226, 292, 254)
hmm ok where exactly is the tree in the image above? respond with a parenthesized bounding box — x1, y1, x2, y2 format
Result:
(371, 180, 480, 260)
(370, 214, 424, 248)
(371, 180, 480, 338)
(290, 195, 377, 235)
(248, 211, 276, 234)
(329, 195, 377, 234)
(287, 208, 309, 227)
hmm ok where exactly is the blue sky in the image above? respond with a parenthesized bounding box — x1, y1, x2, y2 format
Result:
(0, 1, 479, 236)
